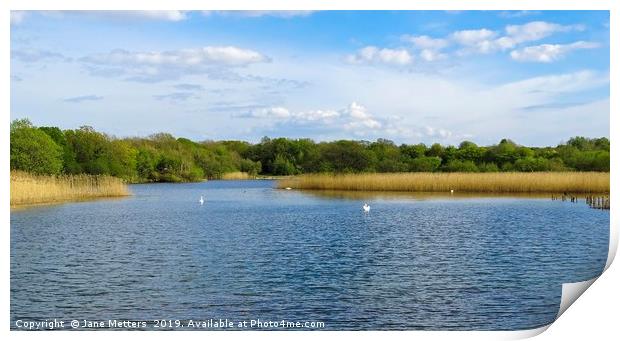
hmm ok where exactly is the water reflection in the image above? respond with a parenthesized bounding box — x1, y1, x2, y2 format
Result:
(298, 189, 602, 201)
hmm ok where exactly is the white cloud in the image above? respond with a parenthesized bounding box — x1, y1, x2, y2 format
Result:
(451, 29, 497, 46)
(342, 102, 382, 130)
(297, 109, 341, 121)
(65, 10, 188, 22)
(453, 21, 587, 55)
(19, 10, 189, 23)
(349, 21, 597, 65)
(402, 35, 449, 50)
(202, 11, 315, 18)
(132, 11, 187, 21)
(401, 35, 450, 62)
(505, 21, 584, 44)
(248, 107, 292, 119)
(419, 49, 447, 62)
(68, 11, 189, 22)
(243, 102, 381, 135)
(510, 41, 600, 62)
(346, 46, 413, 66)
(245, 106, 342, 122)
(499, 11, 541, 18)
(84, 46, 267, 67)
(451, 29, 502, 55)
(366, 23, 570, 63)
(424, 126, 453, 139)
(81, 46, 269, 81)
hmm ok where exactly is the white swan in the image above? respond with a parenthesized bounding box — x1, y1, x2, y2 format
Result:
(363, 203, 370, 212)
(285, 187, 292, 190)
(199, 195, 204, 205)
(450, 189, 454, 194)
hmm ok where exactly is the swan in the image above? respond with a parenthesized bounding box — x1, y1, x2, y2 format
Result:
(285, 187, 292, 190)
(363, 203, 370, 212)
(199, 195, 204, 205)
(450, 189, 454, 194)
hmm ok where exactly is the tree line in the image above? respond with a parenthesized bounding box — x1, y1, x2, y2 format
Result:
(10, 119, 610, 182)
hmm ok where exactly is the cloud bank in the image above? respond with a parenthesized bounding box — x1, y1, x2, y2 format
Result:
(351, 21, 599, 66)
(80, 46, 270, 82)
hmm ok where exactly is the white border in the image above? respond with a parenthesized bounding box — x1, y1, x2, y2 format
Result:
(2, 1, 617, 340)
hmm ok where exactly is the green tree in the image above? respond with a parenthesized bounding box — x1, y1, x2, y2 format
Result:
(594, 137, 610, 151)
(457, 141, 483, 162)
(320, 140, 376, 173)
(487, 139, 519, 166)
(39, 126, 81, 173)
(426, 143, 444, 158)
(106, 140, 138, 181)
(567, 136, 593, 150)
(10, 119, 63, 174)
(514, 157, 552, 172)
(442, 146, 458, 165)
(240, 159, 261, 176)
(443, 160, 479, 172)
(135, 147, 158, 181)
(400, 143, 427, 159)
(272, 154, 297, 175)
(408, 156, 441, 172)
(64, 126, 112, 174)
(370, 139, 405, 172)
(478, 162, 499, 172)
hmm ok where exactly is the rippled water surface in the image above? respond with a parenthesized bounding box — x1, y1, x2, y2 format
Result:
(11, 180, 609, 330)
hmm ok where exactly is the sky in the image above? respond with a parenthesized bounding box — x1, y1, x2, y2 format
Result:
(10, 10, 610, 146)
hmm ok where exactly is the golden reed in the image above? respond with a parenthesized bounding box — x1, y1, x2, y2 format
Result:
(10, 171, 129, 206)
(278, 172, 610, 193)
(221, 171, 253, 180)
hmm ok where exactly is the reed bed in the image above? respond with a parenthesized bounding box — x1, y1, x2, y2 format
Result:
(278, 172, 610, 194)
(221, 172, 254, 180)
(10, 171, 130, 206)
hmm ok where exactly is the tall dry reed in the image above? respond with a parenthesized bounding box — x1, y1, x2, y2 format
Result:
(10, 171, 130, 206)
(221, 172, 253, 180)
(278, 172, 609, 193)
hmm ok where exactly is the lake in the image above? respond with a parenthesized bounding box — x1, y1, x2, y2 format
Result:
(10, 180, 609, 330)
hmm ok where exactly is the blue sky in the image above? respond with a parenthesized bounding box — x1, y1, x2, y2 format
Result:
(10, 10, 609, 146)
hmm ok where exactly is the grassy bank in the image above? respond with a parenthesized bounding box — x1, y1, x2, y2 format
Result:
(10, 171, 129, 206)
(277, 172, 610, 193)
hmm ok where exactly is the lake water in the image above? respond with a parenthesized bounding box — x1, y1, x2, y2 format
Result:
(10, 180, 609, 330)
